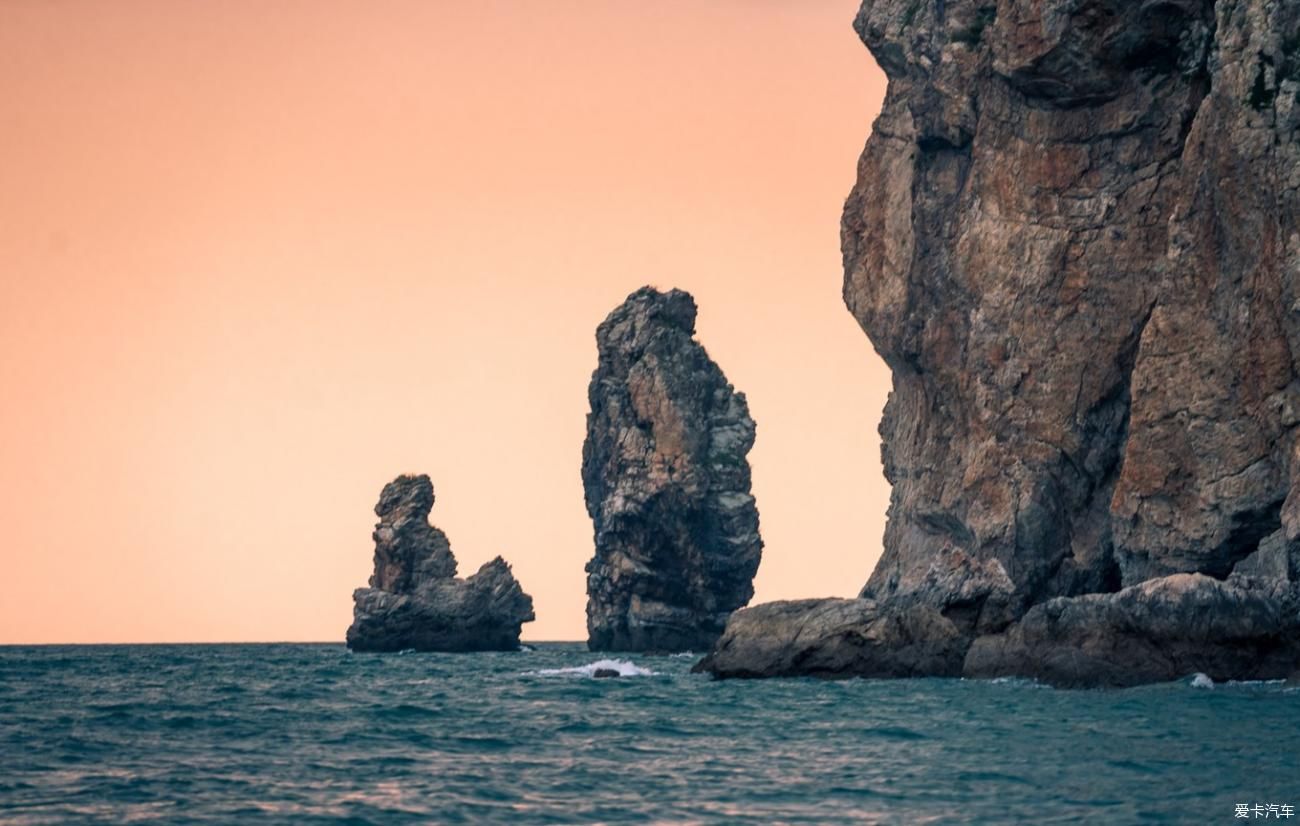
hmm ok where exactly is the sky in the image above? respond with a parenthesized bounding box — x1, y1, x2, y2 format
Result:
(0, 0, 890, 643)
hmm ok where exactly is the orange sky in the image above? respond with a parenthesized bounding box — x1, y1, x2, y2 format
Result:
(0, 1, 890, 643)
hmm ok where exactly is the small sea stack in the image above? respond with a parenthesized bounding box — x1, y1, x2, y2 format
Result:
(582, 287, 763, 652)
(346, 474, 534, 652)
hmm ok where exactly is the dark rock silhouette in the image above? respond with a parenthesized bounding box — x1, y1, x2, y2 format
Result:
(699, 0, 1300, 686)
(583, 287, 763, 652)
(346, 475, 534, 652)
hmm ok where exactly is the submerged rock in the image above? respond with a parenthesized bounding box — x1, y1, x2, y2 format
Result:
(583, 287, 763, 652)
(346, 475, 534, 652)
(701, 0, 1300, 686)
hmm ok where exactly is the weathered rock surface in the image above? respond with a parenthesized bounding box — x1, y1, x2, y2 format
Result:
(702, 0, 1300, 686)
(694, 598, 969, 679)
(964, 571, 1300, 688)
(347, 475, 534, 652)
(583, 287, 763, 652)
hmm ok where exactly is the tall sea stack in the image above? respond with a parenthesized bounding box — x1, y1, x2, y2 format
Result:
(347, 474, 535, 652)
(583, 287, 763, 652)
(699, 0, 1300, 686)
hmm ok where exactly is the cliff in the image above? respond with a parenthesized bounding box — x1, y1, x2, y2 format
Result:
(583, 287, 763, 651)
(699, 0, 1300, 686)
(347, 475, 534, 652)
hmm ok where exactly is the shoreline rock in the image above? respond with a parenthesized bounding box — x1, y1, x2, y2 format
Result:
(699, 0, 1300, 687)
(346, 475, 534, 652)
(963, 573, 1300, 688)
(700, 572, 1300, 688)
(583, 287, 763, 652)
(693, 598, 967, 680)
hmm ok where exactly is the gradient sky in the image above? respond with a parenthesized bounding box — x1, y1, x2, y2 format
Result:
(0, 1, 889, 643)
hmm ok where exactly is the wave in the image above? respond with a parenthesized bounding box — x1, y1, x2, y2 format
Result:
(525, 659, 658, 678)
(973, 676, 1051, 689)
(1190, 673, 1214, 689)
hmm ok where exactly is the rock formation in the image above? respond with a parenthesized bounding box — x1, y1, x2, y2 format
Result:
(699, 0, 1300, 686)
(347, 474, 534, 652)
(583, 287, 763, 651)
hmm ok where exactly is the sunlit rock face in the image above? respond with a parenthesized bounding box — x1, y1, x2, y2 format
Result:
(700, 0, 1300, 686)
(583, 287, 763, 652)
(347, 475, 534, 652)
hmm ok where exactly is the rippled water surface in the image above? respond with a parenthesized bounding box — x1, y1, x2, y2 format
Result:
(1, 643, 1297, 823)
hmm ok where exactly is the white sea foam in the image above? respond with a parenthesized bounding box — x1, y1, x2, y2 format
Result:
(526, 659, 657, 678)
(669, 652, 697, 659)
(970, 676, 1049, 688)
(1190, 673, 1214, 689)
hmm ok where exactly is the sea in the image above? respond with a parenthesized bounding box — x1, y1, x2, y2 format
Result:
(1, 643, 1296, 824)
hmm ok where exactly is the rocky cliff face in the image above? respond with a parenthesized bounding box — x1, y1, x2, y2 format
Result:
(584, 287, 763, 652)
(347, 475, 534, 652)
(700, 0, 1300, 686)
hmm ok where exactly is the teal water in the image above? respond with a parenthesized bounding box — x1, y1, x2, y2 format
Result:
(0, 643, 1296, 824)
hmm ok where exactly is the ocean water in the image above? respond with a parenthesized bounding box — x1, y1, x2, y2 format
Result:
(1, 644, 1297, 824)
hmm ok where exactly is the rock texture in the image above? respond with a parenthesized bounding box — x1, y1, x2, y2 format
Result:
(701, 0, 1300, 686)
(583, 287, 763, 652)
(347, 475, 534, 652)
